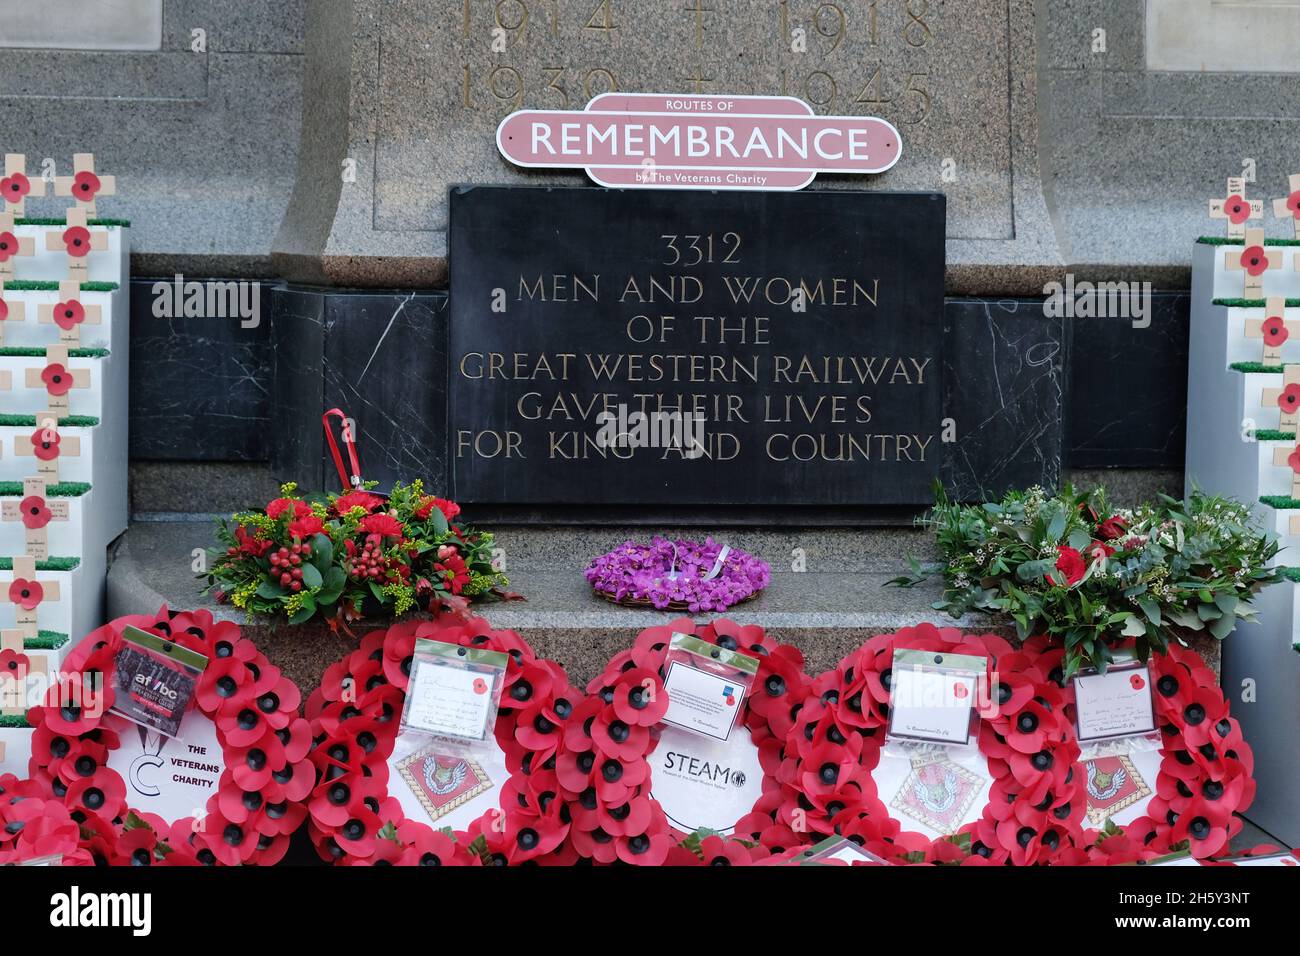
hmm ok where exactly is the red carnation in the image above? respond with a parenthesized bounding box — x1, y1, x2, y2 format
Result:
(360, 512, 403, 539)
(288, 514, 324, 540)
(1096, 515, 1128, 540)
(266, 497, 310, 520)
(415, 495, 461, 522)
(1047, 546, 1086, 587)
(333, 491, 382, 515)
(234, 523, 272, 557)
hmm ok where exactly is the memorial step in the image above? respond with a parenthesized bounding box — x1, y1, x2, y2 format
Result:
(105, 518, 1003, 691)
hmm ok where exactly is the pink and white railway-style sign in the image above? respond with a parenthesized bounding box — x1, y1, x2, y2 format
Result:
(496, 92, 902, 191)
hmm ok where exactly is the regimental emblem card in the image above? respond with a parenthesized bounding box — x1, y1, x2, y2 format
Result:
(399, 639, 507, 747)
(396, 746, 494, 822)
(1083, 754, 1153, 827)
(659, 633, 758, 742)
(889, 753, 985, 835)
(1073, 661, 1156, 743)
(886, 649, 988, 746)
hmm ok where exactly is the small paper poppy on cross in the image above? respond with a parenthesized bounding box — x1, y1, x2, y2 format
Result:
(1241, 244, 1270, 277)
(1263, 315, 1289, 348)
(41, 363, 72, 396)
(19, 495, 51, 530)
(1225, 195, 1252, 224)
(1279, 384, 1300, 415)
(0, 231, 17, 262)
(0, 647, 29, 684)
(0, 173, 31, 203)
(1287, 190, 1300, 219)
(61, 225, 91, 258)
(0, 297, 8, 322)
(52, 299, 84, 331)
(1287, 448, 1300, 474)
(30, 426, 60, 461)
(71, 171, 101, 203)
(8, 578, 43, 610)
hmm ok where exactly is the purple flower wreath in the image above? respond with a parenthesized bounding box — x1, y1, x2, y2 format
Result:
(584, 536, 770, 612)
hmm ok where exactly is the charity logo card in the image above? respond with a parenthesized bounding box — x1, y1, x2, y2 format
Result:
(661, 660, 746, 741)
(1074, 664, 1156, 742)
(650, 725, 763, 835)
(886, 651, 985, 746)
(396, 746, 494, 822)
(108, 626, 207, 740)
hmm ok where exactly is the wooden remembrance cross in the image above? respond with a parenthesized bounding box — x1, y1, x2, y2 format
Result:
(1274, 173, 1300, 240)
(1244, 297, 1292, 364)
(14, 415, 80, 485)
(53, 153, 115, 219)
(2, 555, 59, 642)
(2, 153, 47, 217)
(0, 279, 27, 347)
(1226, 228, 1282, 298)
(1273, 441, 1300, 499)
(1262, 365, 1300, 432)
(44, 206, 106, 282)
(1, 630, 45, 720)
(0, 210, 35, 281)
(2, 478, 70, 560)
(24, 345, 90, 423)
(1209, 176, 1264, 239)
(37, 279, 101, 346)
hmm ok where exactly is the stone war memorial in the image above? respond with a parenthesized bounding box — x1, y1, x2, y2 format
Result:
(0, 0, 1298, 916)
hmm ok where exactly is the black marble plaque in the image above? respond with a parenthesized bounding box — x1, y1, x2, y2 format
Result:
(448, 186, 946, 506)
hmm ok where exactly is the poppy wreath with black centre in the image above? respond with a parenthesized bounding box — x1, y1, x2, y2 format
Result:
(0, 773, 97, 865)
(24, 605, 311, 866)
(782, 624, 1087, 865)
(304, 612, 579, 865)
(567, 618, 815, 865)
(1025, 637, 1256, 862)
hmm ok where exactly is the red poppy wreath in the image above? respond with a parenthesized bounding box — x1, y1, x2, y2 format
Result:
(1012, 638, 1257, 864)
(304, 612, 579, 865)
(567, 618, 815, 865)
(25, 606, 310, 866)
(778, 624, 1089, 865)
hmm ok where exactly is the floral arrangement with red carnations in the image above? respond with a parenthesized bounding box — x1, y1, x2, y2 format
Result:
(202, 481, 509, 625)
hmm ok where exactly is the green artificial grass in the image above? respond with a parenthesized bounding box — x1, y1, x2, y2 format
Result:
(0, 281, 118, 292)
(1214, 298, 1300, 309)
(14, 217, 129, 228)
(1260, 496, 1300, 510)
(1230, 362, 1285, 374)
(0, 714, 30, 729)
(0, 481, 89, 497)
(0, 347, 108, 358)
(23, 630, 69, 650)
(0, 414, 99, 428)
(0, 556, 79, 571)
(1197, 237, 1300, 246)
(1255, 430, 1296, 442)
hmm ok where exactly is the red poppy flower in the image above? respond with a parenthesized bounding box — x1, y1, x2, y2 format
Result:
(1263, 315, 1289, 348)
(288, 514, 324, 540)
(29, 426, 59, 461)
(72, 171, 101, 202)
(608, 668, 668, 727)
(1279, 384, 1300, 415)
(8, 578, 43, 610)
(1, 172, 31, 202)
(1241, 245, 1269, 276)
(1129, 673, 1145, 690)
(1288, 448, 1300, 474)
(333, 491, 383, 515)
(52, 299, 85, 331)
(1287, 191, 1300, 218)
(1047, 545, 1086, 587)
(360, 512, 403, 539)
(0, 231, 17, 262)
(0, 648, 29, 687)
(61, 226, 91, 258)
(18, 495, 51, 530)
(41, 363, 72, 396)
(0, 297, 8, 322)
(1224, 195, 1251, 224)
